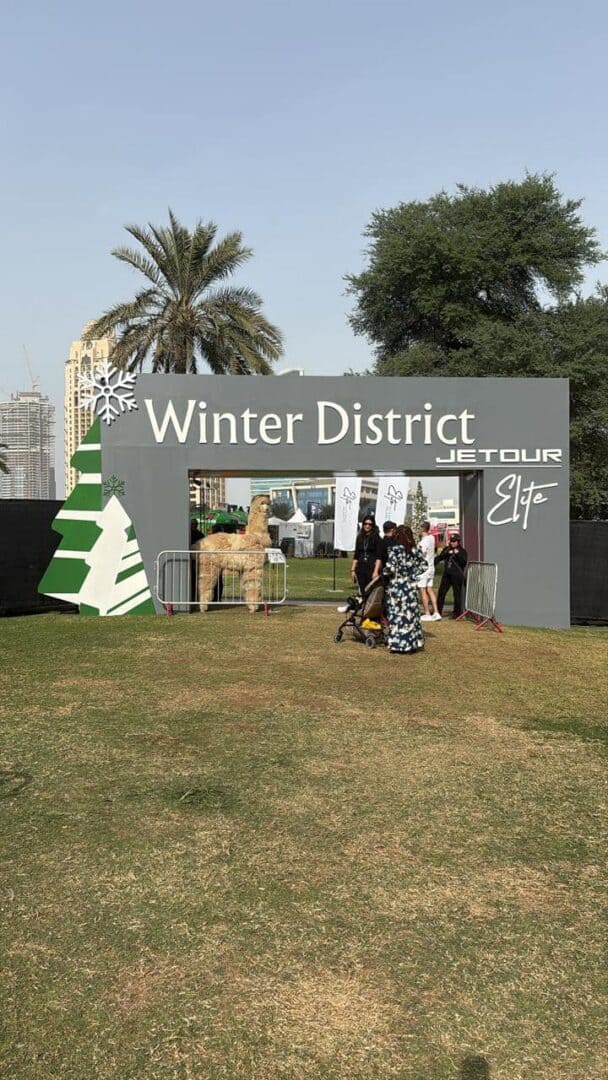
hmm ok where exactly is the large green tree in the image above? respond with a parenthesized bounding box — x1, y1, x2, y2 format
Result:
(89, 211, 283, 374)
(347, 175, 608, 518)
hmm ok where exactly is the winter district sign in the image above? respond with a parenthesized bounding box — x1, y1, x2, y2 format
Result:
(39, 367, 570, 627)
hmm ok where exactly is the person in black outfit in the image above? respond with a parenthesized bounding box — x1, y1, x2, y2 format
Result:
(191, 521, 225, 603)
(379, 520, 398, 568)
(351, 515, 383, 596)
(435, 532, 468, 618)
(210, 523, 224, 602)
(190, 518, 204, 603)
(190, 518, 203, 545)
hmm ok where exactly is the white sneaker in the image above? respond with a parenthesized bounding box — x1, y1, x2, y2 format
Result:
(337, 605, 349, 613)
(431, 612, 442, 620)
(420, 614, 433, 621)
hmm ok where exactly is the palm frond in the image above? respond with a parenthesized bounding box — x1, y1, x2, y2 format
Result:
(123, 224, 169, 279)
(87, 289, 162, 341)
(112, 246, 163, 286)
(92, 212, 283, 374)
(111, 316, 168, 372)
(149, 215, 190, 297)
(202, 284, 263, 310)
(197, 289, 284, 361)
(192, 232, 252, 293)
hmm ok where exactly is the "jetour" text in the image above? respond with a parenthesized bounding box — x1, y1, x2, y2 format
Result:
(436, 448, 563, 465)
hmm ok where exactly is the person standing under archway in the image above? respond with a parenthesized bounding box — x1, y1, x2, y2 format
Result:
(436, 533, 468, 618)
(351, 516, 383, 597)
(417, 520, 441, 622)
(385, 525, 427, 654)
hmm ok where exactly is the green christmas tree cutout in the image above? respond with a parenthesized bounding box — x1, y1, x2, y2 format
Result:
(39, 419, 155, 615)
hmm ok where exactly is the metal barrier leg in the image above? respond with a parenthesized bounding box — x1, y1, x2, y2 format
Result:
(456, 610, 481, 623)
(475, 616, 505, 633)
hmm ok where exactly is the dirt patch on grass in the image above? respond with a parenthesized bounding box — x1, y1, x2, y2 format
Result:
(7, 940, 58, 960)
(213, 966, 406, 1072)
(134, 730, 195, 750)
(112, 957, 192, 1017)
(371, 864, 575, 920)
(155, 684, 272, 714)
(110, 955, 403, 1048)
(52, 678, 117, 691)
(265, 970, 401, 1047)
(483, 866, 574, 914)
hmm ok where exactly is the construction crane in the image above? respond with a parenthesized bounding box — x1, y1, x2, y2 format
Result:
(22, 345, 40, 392)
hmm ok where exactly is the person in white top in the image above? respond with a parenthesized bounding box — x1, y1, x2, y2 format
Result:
(417, 521, 441, 621)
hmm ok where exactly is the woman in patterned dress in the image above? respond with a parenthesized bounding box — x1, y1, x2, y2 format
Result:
(385, 525, 427, 654)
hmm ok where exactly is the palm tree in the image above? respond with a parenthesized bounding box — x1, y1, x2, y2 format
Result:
(0, 444, 8, 474)
(88, 211, 283, 374)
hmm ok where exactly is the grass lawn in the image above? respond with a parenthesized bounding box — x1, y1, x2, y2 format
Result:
(285, 556, 354, 600)
(284, 557, 442, 601)
(1, 611, 606, 1079)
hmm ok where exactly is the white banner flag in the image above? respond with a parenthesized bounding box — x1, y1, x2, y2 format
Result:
(375, 476, 409, 527)
(333, 476, 362, 551)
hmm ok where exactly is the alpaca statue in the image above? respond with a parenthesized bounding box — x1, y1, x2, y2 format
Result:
(195, 494, 272, 612)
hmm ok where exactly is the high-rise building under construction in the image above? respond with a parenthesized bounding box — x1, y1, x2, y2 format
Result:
(0, 389, 56, 499)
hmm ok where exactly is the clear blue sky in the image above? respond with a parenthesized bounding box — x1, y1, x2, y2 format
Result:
(1, 0, 607, 498)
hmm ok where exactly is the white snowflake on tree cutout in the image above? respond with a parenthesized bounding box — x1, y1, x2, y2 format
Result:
(79, 359, 138, 425)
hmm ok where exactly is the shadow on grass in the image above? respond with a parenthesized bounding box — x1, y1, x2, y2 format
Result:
(125, 778, 239, 814)
(523, 716, 608, 753)
(460, 1054, 490, 1078)
(0, 769, 33, 799)
(167, 780, 238, 812)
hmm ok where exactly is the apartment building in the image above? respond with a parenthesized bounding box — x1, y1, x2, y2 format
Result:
(64, 324, 114, 495)
(189, 472, 226, 514)
(0, 390, 56, 499)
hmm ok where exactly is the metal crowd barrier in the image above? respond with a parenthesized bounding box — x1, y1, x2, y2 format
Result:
(457, 561, 504, 633)
(155, 548, 287, 613)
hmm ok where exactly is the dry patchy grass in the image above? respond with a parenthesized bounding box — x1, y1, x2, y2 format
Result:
(0, 610, 606, 1079)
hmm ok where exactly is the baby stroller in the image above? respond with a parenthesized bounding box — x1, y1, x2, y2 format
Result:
(334, 576, 389, 649)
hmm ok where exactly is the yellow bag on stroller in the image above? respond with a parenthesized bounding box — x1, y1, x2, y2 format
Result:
(334, 577, 388, 649)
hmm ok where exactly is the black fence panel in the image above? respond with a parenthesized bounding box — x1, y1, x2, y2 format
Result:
(570, 521, 608, 625)
(1, 504, 606, 624)
(0, 500, 76, 617)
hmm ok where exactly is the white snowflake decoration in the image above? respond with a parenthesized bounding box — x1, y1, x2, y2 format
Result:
(79, 360, 138, 425)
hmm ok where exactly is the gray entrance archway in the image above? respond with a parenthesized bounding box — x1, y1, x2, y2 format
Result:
(44, 374, 570, 627)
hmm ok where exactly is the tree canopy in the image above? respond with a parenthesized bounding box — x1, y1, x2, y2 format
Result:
(89, 211, 283, 375)
(347, 174, 600, 357)
(347, 175, 608, 518)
